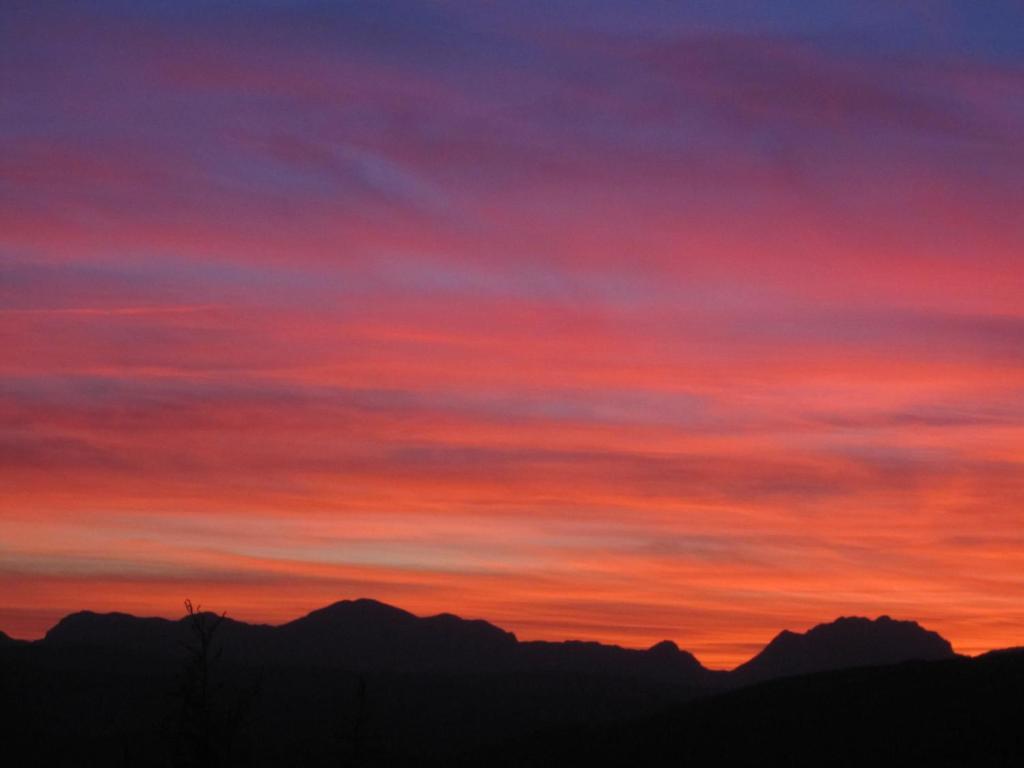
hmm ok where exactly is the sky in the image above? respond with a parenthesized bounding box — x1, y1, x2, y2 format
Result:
(2, 0, 1023, 668)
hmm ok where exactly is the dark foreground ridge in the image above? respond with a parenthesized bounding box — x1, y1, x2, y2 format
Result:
(1, 599, 1020, 767)
(471, 648, 1024, 768)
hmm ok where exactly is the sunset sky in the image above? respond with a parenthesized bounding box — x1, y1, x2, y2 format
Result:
(2, 1, 1023, 668)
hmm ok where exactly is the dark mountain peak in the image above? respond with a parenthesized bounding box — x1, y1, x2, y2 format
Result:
(517, 636, 707, 685)
(431, 611, 461, 622)
(54, 609, 123, 623)
(803, 615, 950, 649)
(735, 615, 955, 683)
(287, 599, 515, 641)
(42, 608, 270, 661)
(421, 612, 518, 645)
(647, 639, 681, 656)
(275, 598, 518, 671)
(290, 598, 417, 627)
(44, 610, 180, 655)
(645, 639, 707, 675)
(345, 597, 410, 614)
(46, 610, 167, 635)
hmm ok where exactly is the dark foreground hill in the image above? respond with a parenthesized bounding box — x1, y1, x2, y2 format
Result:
(474, 649, 1024, 767)
(1, 599, 1016, 767)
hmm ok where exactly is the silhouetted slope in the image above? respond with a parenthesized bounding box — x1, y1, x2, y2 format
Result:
(979, 646, 1024, 660)
(475, 649, 1024, 768)
(733, 615, 955, 683)
(44, 610, 276, 661)
(2, 599, 714, 767)
(34, 599, 719, 683)
(28, 604, 965, 688)
(273, 599, 518, 671)
(45, 611, 180, 653)
(517, 639, 714, 684)
(30, 604, 963, 689)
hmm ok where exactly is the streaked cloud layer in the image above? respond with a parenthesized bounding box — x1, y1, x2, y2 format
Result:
(2, 0, 1023, 667)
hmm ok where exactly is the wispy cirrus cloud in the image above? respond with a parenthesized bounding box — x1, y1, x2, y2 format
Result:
(1, 0, 1023, 666)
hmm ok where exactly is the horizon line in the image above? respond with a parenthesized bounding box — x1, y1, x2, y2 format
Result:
(5, 595, 997, 673)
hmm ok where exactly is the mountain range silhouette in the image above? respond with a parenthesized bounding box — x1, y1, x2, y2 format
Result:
(3, 599, 1021, 767)
(37, 598, 953, 683)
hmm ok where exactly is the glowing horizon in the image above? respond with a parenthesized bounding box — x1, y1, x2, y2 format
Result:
(2, 1, 1023, 668)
